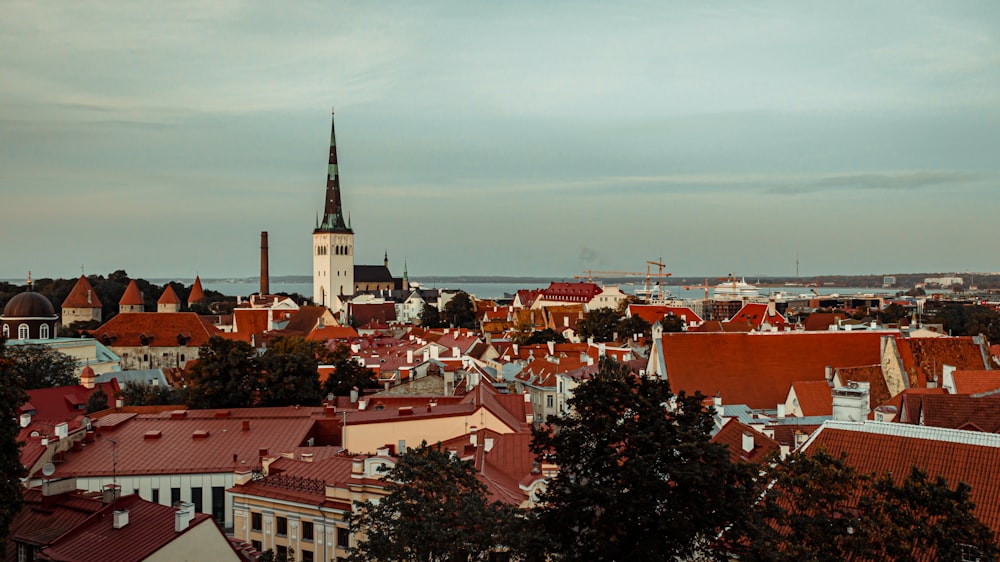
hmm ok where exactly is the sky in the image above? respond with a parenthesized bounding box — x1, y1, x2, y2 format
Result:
(2, 1, 999, 281)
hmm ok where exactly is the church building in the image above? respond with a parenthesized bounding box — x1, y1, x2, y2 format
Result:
(312, 111, 397, 307)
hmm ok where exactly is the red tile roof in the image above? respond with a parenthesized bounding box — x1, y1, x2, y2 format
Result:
(835, 365, 891, 409)
(894, 336, 988, 388)
(659, 332, 885, 409)
(728, 302, 788, 330)
(350, 303, 397, 326)
(62, 276, 103, 309)
(804, 421, 1000, 535)
(897, 393, 1000, 433)
(187, 276, 205, 305)
(628, 304, 702, 325)
(710, 418, 780, 464)
(307, 325, 360, 341)
(22, 380, 120, 422)
(39, 494, 232, 562)
(230, 455, 356, 506)
(157, 284, 181, 305)
(540, 282, 601, 303)
(803, 312, 847, 331)
(90, 313, 221, 348)
(118, 280, 143, 306)
(7, 488, 105, 553)
(788, 380, 833, 416)
(951, 370, 1000, 395)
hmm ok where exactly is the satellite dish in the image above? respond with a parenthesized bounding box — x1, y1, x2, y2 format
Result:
(41, 463, 55, 477)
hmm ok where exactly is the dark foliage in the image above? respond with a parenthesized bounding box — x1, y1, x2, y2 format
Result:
(0, 340, 29, 541)
(322, 343, 378, 397)
(184, 336, 260, 409)
(4, 344, 78, 389)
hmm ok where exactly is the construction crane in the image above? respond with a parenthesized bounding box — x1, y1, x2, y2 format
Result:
(683, 277, 713, 320)
(640, 258, 672, 302)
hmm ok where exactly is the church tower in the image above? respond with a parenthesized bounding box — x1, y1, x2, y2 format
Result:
(313, 109, 354, 306)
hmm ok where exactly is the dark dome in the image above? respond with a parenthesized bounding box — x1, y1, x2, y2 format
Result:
(2, 292, 57, 319)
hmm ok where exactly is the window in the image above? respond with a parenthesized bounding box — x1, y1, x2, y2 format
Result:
(251, 540, 262, 552)
(39, 324, 49, 339)
(151, 488, 159, 504)
(1, 325, 7, 338)
(211, 486, 225, 523)
(336, 526, 349, 548)
(546, 395, 554, 408)
(171, 487, 181, 506)
(277, 546, 288, 558)
(276, 516, 288, 536)
(251, 512, 262, 532)
(18, 324, 29, 340)
(191, 487, 203, 513)
(301, 550, 314, 562)
(302, 521, 314, 541)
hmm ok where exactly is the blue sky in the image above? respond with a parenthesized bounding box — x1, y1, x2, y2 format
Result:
(2, 1, 998, 280)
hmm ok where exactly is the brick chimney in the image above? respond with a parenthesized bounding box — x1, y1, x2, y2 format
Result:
(260, 231, 270, 296)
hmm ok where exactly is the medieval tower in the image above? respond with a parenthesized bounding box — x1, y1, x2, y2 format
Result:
(313, 110, 354, 306)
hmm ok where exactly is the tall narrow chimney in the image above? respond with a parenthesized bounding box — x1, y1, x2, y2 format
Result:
(260, 231, 270, 295)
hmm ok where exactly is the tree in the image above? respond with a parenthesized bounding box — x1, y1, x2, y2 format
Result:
(659, 314, 686, 333)
(877, 302, 909, 325)
(616, 314, 651, 340)
(322, 343, 377, 397)
(442, 291, 476, 329)
(419, 303, 444, 328)
(0, 340, 29, 541)
(735, 451, 1000, 561)
(524, 328, 567, 345)
(574, 307, 623, 342)
(348, 442, 524, 562)
(120, 381, 181, 406)
(184, 336, 260, 409)
(257, 336, 324, 407)
(5, 344, 78, 389)
(85, 386, 109, 414)
(531, 357, 754, 561)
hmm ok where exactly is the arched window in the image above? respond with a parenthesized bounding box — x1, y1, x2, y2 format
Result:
(2, 325, 8, 338)
(18, 324, 29, 340)
(39, 324, 49, 339)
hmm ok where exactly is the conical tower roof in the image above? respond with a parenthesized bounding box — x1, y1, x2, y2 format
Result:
(188, 276, 206, 305)
(63, 275, 103, 308)
(315, 109, 351, 233)
(158, 284, 181, 305)
(119, 280, 144, 306)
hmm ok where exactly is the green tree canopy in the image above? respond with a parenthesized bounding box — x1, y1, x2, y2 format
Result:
(574, 307, 623, 342)
(0, 340, 29, 541)
(659, 314, 686, 333)
(735, 451, 1000, 561)
(257, 336, 325, 407)
(322, 343, 377, 398)
(524, 328, 567, 345)
(120, 381, 181, 407)
(531, 357, 754, 561)
(419, 303, 444, 328)
(85, 386, 109, 414)
(184, 336, 260, 409)
(442, 291, 476, 329)
(5, 344, 78, 389)
(348, 442, 527, 562)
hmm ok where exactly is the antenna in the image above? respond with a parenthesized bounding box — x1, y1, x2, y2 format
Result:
(108, 438, 118, 509)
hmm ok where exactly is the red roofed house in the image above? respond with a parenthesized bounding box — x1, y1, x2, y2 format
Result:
(90, 312, 221, 370)
(727, 300, 789, 332)
(710, 418, 780, 464)
(30, 406, 337, 529)
(943, 369, 1000, 395)
(60, 275, 103, 327)
(628, 304, 703, 330)
(801, 420, 1000, 537)
(532, 282, 602, 308)
(37, 493, 241, 562)
(885, 335, 991, 390)
(782, 380, 835, 417)
(646, 331, 887, 410)
(5, 484, 104, 562)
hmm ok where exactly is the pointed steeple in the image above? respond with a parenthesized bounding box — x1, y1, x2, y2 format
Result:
(384, 250, 388, 268)
(188, 276, 206, 306)
(317, 108, 351, 233)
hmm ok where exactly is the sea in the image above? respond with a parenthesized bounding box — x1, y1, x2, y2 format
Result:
(190, 280, 903, 302)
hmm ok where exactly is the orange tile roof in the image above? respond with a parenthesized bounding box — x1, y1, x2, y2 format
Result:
(187, 275, 206, 304)
(157, 284, 181, 305)
(307, 325, 360, 341)
(628, 304, 702, 325)
(710, 418, 780, 464)
(118, 279, 143, 306)
(660, 332, 885, 409)
(835, 365, 891, 408)
(894, 336, 988, 388)
(62, 275, 103, 308)
(90, 312, 221, 348)
(898, 393, 1000, 432)
(788, 380, 833, 416)
(803, 312, 847, 331)
(804, 421, 1000, 535)
(951, 370, 1000, 395)
(728, 303, 788, 329)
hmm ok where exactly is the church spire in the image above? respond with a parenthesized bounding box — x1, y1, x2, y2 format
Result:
(318, 108, 350, 232)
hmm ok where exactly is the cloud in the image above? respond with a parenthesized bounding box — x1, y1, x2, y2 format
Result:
(766, 171, 986, 194)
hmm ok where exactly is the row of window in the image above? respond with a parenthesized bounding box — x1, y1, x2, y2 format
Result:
(1, 324, 49, 339)
(316, 245, 353, 256)
(250, 512, 350, 548)
(147, 486, 226, 523)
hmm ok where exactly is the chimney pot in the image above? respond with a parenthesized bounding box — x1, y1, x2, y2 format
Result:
(260, 231, 270, 296)
(113, 509, 129, 529)
(242, 420, 250, 431)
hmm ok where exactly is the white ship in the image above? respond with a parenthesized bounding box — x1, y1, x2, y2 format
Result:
(713, 278, 760, 298)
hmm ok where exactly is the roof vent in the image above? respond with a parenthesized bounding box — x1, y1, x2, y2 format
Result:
(192, 430, 209, 440)
(113, 509, 129, 529)
(170, 410, 186, 419)
(398, 406, 413, 416)
(144, 430, 162, 440)
(214, 411, 231, 418)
